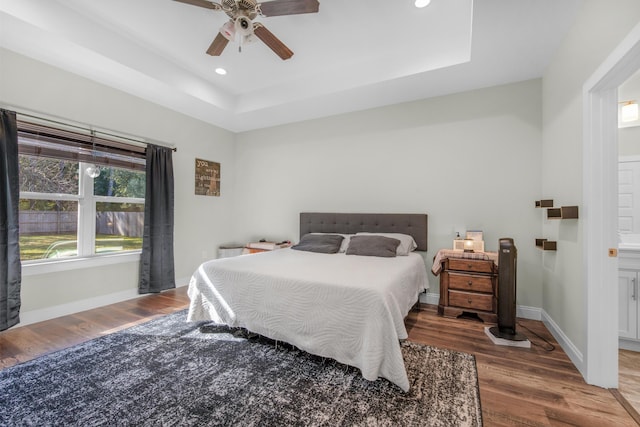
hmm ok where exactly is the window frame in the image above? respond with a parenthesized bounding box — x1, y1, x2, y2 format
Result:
(17, 119, 147, 271)
(21, 251, 141, 277)
(20, 161, 145, 268)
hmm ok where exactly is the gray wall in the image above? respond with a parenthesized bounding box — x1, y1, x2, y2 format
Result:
(4, 1, 640, 373)
(234, 79, 544, 307)
(1, 47, 237, 317)
(541, 0, 640, 354)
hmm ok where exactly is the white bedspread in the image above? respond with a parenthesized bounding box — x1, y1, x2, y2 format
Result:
(187, 248, 429, 391)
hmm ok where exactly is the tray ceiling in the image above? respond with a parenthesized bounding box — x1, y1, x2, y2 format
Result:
(0, 0, 582, 132)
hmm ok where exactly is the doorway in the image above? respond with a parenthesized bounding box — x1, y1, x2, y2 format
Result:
(617, 72, 640, 414)
(584, 23, 640, 388)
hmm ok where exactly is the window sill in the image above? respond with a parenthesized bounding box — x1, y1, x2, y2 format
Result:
(22, 251, 141, 277)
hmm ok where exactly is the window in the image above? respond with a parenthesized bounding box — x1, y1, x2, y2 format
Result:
(17, 119, 146, 262)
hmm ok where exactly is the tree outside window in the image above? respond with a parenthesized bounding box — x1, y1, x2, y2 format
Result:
(18, 155, 145, 261)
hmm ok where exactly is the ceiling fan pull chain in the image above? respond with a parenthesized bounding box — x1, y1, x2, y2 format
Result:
(235, 17, 243, 53)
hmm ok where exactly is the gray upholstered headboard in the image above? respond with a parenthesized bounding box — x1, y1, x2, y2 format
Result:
(299, 212, 428, 251)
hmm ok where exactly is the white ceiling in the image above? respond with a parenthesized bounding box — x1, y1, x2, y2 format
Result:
(0, 0, 582, 132)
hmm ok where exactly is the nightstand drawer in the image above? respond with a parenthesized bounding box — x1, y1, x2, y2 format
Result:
(447, 258, 495, 274)
(448, 290, 493, 312)
(448, 273, 493, 293)
(438, 253, 498, 323)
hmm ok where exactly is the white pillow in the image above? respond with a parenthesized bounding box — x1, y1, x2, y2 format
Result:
(355, 232, 417, 256)
(311, 233, 353, 253)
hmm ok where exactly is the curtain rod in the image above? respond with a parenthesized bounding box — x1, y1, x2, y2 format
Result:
(2, 106, 177, 152)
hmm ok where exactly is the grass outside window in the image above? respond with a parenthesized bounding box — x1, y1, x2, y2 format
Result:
(20, 234, 143, 261)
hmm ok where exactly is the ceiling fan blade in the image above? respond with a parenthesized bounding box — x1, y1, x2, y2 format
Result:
(254, 24, 294, 60)
(207, 32, 230, 56)
(173, 0, 222, 10)
(258, 0, 319, 17)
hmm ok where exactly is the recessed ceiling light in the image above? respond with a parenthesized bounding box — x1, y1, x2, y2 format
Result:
(215, 68, 227, 75)
(415, 0, 431, 8)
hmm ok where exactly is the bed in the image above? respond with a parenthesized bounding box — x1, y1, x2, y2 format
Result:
(187, 212, 429, 391)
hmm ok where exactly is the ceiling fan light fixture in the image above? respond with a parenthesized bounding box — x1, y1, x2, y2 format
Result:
(414, 0, 431, 8)
(175, 0, 319, 60)
(235, 16, 254, 37)
(220, 20, 236, 41)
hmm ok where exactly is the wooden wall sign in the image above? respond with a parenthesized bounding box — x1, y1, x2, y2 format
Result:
(195, 158, 220, 196)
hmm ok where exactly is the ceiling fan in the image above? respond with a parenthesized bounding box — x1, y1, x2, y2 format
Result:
(174, 0, 320, 60)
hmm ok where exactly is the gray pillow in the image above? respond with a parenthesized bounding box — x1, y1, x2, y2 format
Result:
(345, 235, 400, 257)
(291, 234, 344, 254)
(355, 232, 417, 255)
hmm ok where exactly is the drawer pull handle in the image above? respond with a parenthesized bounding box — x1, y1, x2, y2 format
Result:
(467, 299, 472, 304)
(467, 281, 473, 286)
(467, 264, 473, 269)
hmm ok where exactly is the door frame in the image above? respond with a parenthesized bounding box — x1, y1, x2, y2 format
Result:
(583, 22, 640, 387)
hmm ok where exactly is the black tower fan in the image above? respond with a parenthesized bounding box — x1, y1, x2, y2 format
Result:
(489, 238, 528, 341)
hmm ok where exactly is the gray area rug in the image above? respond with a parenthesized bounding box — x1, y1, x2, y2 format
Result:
(0, 310, 482, 426)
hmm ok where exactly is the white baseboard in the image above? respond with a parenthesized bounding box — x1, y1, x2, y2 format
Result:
(176, 276, 191, 288)
(422, 292, 542, 321)
(619, 338, 640, 352)
(424, 292, 439, 305)
(17, 278, 586, 380)
(517, 305, 542, 321)
(541, 309, 585, 376)
(19, 288, 141, 327)
(422, 295, 585, 378)
(17, 279, 190, 328)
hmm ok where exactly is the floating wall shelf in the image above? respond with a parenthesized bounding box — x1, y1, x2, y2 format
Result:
(535, 238, 557, 251)
(535, 199, 554, 208)
(547, 206, 579, 220)
(547, 208, 562, 219)
(535, 199, 579, 251)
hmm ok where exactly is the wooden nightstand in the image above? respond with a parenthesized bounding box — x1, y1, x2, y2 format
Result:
(438, 257, 498, 323)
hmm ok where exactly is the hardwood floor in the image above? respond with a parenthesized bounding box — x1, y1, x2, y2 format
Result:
(0, 288, 190, 370)
(0, 287, 638, 426)
(620, 349, 640, 418)
(406, 307, 639, 426)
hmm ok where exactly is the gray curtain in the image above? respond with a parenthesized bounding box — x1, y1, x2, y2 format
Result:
(0, 109, 21, 331)
(138, 144, 175, 294)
